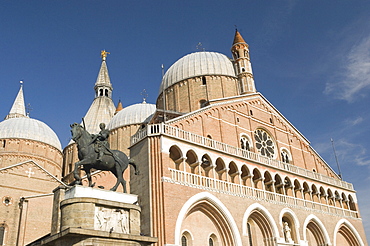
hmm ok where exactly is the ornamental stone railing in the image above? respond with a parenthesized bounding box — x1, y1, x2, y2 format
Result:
(163, 168, 359, 219)
(131, 123, 354, 191)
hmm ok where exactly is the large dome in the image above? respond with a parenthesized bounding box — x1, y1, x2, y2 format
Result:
(160, 51, 236, 92)
(0, 117, 62, 150)
(108, 102, 156, 130)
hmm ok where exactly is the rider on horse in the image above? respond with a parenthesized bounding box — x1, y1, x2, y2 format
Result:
(90, 123, 112, 161)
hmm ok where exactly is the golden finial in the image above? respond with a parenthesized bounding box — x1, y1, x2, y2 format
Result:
(101, 50, 110, 61)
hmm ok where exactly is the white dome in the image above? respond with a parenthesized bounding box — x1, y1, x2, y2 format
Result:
(160, 51, 236, 92)
(0, 117, 62, 150)
(108, 102, 156, 130)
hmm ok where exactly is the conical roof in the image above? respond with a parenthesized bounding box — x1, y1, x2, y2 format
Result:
(115, 100, 124, 115)
(5, 82, 26, 120)
(0, 82, 62, 150)
(82, 51, 115, 134)
(233, 29, 247, 45)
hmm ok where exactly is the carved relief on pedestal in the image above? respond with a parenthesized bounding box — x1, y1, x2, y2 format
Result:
(94, 206, 130, 233)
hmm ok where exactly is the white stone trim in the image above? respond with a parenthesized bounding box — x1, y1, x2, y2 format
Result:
(174, 192, 242, 246)
(279, 208, 301, 242)
(242, 203, 279, 238)
(302, 214, 331, 245)
(333, 218, 365, 246)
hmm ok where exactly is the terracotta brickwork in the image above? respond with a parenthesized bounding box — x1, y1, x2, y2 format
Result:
(0, 138, 62, 177)
(158, 75, 239, 114)
(0, 161, 63, 245)
(128, 87, 366, 245)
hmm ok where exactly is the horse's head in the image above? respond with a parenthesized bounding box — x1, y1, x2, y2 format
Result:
(70, 123, 83, 142)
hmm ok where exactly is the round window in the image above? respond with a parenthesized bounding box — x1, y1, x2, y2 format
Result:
(3, 196, 12, 206)
(254, 129, 275, 158)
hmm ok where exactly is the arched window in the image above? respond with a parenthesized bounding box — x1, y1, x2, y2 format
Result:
(209, 233, 218, 246)
(281, 149, 290, 164)
(209, 237, 214, 246)
(181, 235, 187, 246)
(240, 135, 251, 151)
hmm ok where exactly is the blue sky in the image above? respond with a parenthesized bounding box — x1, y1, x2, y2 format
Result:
(1, 0, 370, 241)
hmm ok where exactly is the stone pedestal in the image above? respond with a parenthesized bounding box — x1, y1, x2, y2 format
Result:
(28, 186, 157, 246)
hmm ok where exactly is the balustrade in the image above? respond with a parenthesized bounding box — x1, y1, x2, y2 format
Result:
(165, 168, 359, 219)
(131, 123, 354, 190)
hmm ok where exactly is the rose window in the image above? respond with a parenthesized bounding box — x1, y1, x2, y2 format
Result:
(254, 129, 275, 158)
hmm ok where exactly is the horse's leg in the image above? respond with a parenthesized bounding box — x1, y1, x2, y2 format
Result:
(86, 168, 95, 187)
(73, 161, 83, 185)
(110, 167, 121, 191)
(118, 162, 128, 193)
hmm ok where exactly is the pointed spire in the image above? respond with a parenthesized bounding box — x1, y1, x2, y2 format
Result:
(231, 29, 256, 94)
(81, 51, 116, 134)
(233, 29, 246, 45)
(115, 100, 123, 115)
(94, 50, 113, 98)
(5, 81, 27, 120)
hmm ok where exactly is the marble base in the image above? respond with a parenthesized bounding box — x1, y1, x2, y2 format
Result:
(64, 185, 138, 204)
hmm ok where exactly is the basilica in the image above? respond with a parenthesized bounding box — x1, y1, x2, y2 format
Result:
(0, 30, 367, 245)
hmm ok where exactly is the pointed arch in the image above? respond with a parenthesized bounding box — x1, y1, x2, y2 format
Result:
(334, 219, 364, 246)
(242, 203, 279, 243)
(174, 192, 242, 246)
(303, 214, 331, 246)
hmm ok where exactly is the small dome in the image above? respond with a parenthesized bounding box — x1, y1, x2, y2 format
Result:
(160, 52, 236, 92)
(0, 117, 62, 150)
(108, 102, 156, 130)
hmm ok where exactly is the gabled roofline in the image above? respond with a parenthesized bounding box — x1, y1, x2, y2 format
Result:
(0, 160, 67, 186)
(164, 92, 341, 179)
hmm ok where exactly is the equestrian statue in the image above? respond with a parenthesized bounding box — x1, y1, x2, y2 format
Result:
(70, 122, 138, 192)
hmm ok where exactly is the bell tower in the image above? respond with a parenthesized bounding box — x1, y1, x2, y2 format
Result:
(231, 29, 256, 94)
(94, 50, 113, 98)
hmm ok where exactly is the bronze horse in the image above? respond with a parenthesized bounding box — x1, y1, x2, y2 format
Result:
(70, 123, 138, 192)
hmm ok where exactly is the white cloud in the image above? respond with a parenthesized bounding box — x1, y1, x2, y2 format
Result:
(325, 35, 370, 102)
(345, 116, 363, 127)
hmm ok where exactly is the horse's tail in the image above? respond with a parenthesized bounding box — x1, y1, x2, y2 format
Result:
(129, 159, 139, 175)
